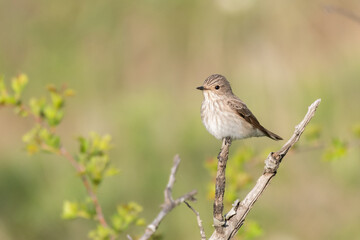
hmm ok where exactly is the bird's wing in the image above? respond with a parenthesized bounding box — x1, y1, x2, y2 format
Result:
(227, 98, 283, 140)
(227, 98, 263, 130)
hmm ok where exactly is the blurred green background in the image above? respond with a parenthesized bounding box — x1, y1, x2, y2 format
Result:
(1, 0, 360, 239)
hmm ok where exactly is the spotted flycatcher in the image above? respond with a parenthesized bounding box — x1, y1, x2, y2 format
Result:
(197, 74, 282, 141)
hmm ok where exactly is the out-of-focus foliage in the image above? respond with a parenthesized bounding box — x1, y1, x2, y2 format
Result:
(88, 225, 116, 240)
(77, 133, 117, 186)
(323, 138, 348, 161)
(0, 76, 144, 240)
(111, 202, 145, 233)
(62, 199, 94, 220)
(22, 125, 61, 154)
(0, 74, 28, 108)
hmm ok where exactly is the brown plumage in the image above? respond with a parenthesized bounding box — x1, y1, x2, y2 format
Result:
(227, 98, 283, 140)
(197, 74, 283, 141)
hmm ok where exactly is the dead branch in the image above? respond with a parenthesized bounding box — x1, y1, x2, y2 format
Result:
(213, 137, 232, 232)
(184, 201, 206, 240)
(209, 99, 321, 240)
(139, 155, 197, 240)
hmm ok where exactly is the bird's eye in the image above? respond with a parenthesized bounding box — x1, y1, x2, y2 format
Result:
(215, 85, 220, 90)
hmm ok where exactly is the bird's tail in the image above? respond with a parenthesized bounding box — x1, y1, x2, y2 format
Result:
(260, 126, 283, 141)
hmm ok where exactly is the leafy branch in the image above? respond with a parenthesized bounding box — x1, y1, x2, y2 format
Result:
(0, 75, 144, 239)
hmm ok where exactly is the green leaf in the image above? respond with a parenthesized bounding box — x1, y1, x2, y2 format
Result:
(62, 200, 93, 220)
(54, 110, 64, 125)
(29, 97, 46, 117)
(22, 125, 61, 153)
(62, 200, 79, 219)
(44, 105, 56, 120)
(22, 125, 41, 154)
(39, 128, 60, 149)
(44, 105, 63, 126)
(78, 136, 89, 153)
(50, 91, 64, 109)
(88, 225, 114, 240)
(11, 74, 28, 99)
(77, 133, 115, 185)
(90, 132, 112, 152)
(111, 202, 144, 233)
(86, 155, 109, 185)
(105, 167, 120, 177)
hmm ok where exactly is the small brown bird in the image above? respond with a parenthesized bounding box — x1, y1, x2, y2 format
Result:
(197, 74, 282, 141)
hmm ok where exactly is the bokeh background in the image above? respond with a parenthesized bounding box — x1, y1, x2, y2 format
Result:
(1, 0, 360, 239)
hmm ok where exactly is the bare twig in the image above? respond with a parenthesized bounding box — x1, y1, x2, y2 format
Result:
(209, 99, 321, 240)
(139, 155, 197, 240)
(184, 201, 206, 240)
(213, 136, 232, 231)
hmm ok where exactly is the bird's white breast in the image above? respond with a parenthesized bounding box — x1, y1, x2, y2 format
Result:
(200, 92, 262, 140)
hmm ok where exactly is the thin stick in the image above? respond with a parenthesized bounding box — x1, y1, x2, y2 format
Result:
(139, 155, 197, 240)
(184, 201, 206, 240)
(209, 99, 321, 240)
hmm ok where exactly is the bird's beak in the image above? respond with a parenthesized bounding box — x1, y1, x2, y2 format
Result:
(196, 86, 207, 90)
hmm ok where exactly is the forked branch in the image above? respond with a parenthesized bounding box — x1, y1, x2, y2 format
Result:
(139, 155, 197, 240)
(210, 99, 321, 240)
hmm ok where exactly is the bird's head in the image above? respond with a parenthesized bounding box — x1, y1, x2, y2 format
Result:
(196, 74, 233, 98)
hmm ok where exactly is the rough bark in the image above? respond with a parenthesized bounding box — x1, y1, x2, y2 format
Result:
(213, 137, 232, 232)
